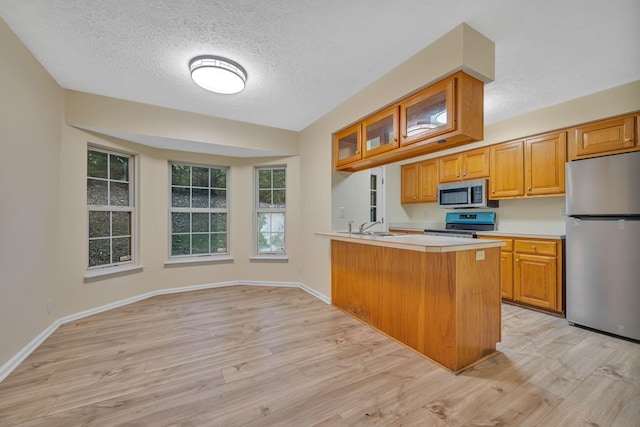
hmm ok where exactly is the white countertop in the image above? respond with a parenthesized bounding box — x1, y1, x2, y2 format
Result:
(315, 232, 505, 253)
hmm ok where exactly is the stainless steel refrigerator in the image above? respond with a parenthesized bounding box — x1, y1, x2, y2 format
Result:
(565, 151, 640, 341)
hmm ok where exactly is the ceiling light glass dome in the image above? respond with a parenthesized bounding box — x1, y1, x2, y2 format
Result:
(189, 55, 247, 94)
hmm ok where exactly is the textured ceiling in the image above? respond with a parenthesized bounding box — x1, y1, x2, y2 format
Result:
(1, 0, 639, 137)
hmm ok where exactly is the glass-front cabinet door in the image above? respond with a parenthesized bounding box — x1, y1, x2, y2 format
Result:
(400, 77, 455, 146)
(334, 123, 362, 168)
(363, 106, 399, 158)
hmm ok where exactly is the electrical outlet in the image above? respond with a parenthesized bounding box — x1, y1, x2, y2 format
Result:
(475, 250, 485, 261)
(47, 299, 53, 314)
(339, 207, 346, 218)
(560, 207, 566, 216)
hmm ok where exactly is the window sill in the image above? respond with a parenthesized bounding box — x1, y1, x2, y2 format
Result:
(164, 255, 234, 267)
(84, 264, 144, 282)
(249, 255, 289, 263)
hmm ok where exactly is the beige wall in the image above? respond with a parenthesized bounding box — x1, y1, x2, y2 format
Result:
(56, 125, 302, 318)
(65, 90, 299, 157)
(0, 18, 64, 366)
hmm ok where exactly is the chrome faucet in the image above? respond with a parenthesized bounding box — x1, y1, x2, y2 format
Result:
(348, 220, 353, 234)
(359, 221, 381, 233)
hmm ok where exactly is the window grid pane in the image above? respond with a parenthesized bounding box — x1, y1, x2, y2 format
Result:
(87, 148, 134, 269)
(169, 163, 229, 257)
(255, 167, 286, 254)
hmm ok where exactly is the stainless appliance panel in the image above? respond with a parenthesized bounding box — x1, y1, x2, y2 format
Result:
(566, 217, 640, 340)
(437, 179, 497, 209)
(566, 151, 640, 216)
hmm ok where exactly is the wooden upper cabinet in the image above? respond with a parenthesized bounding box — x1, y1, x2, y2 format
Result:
(489, 132, 566, 199)
(525, 131, 566, 196)
(438, 154, 461, 182)
(489, 140, 524, 199)
(362, 106, 400, 158)
(400, 77, 455, 146)
(400, 163, 419, 203)
(334, 123, 362, 168)
(418, 159, 439, 202)
(568, 115, 636, 160)
(334, 71, 484, 172)
(438, 147, 489, 182)
(401, 159, 439, 204)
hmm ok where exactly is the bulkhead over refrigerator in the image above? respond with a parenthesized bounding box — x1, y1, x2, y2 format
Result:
(565, 151, 640, 341)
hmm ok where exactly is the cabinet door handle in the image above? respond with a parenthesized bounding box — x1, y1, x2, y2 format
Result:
(463, 172, 467, 176)
(492, 190, 496, 194)
(528, 187, 532, 191)
(401, 134, 407, 139)
(624, 138, 632, 142)
(531, 245, 536, 250)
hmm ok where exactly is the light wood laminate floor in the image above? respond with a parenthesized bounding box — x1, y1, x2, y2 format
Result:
(0, 285, 638, 426)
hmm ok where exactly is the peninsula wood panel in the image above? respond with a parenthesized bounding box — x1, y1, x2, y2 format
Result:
(331, 240, 501, 373)
(454, 248, 502, 368)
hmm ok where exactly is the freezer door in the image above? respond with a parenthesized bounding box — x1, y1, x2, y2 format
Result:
(566, 217, 640, 340)
(565, 151, 640, 216)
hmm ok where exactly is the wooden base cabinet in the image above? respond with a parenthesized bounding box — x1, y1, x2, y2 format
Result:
(497, 239, 514, 300)
(482, 236, 564, 316)
(515, 252, 557, 310)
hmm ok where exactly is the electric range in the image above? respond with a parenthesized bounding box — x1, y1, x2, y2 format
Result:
(423, 212, 496, 238)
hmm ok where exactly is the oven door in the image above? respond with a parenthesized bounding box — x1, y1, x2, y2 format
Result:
(438, 184, 471, 208)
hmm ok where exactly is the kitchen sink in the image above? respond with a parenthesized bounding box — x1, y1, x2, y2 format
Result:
(337, 231, 400, 237)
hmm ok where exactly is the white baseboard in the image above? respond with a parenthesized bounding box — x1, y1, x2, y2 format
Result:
(0, 281, 330, 383)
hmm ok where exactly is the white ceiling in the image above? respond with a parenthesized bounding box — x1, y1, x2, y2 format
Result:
(1, 0, 639, 148)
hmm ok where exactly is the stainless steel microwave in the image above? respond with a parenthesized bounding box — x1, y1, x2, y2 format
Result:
(438, 179, 498, 209)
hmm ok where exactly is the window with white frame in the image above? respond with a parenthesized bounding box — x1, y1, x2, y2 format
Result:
(169, 163, 229, 257)
(255, 166, 286, 254)
(87, 147, 135, 269)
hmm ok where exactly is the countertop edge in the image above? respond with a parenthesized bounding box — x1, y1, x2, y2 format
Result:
(315, 232, 505, 253)
(476, 231, 566, 240)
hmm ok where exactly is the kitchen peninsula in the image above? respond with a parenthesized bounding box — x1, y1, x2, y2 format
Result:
(316, 232, 505, 373)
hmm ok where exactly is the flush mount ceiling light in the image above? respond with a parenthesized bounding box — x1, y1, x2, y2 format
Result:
(189, 55, 247, 94)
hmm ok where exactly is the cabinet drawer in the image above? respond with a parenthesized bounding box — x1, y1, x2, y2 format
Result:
(481, 237, 513, 251)
(514, 239, 556, 256)
(500, 238, 514, 252)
